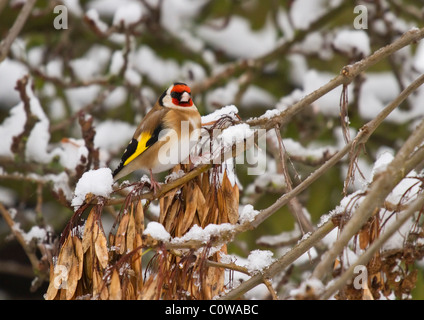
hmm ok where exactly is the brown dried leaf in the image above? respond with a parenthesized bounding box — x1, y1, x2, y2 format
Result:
(82, 209, 95, 253)
(73, 236, 83, 280)
(139, 275, 160, 300)
(94, 222, 109, 269)
(109, 269, 122, 300)
(199, 189, 212, 227)
(216, 189, 227, 223)
(203, 262, 225, 300)
(116, 214, 129, 255)
(132, 233, 143, 277)
(55, 233, 74, 293)
(92, 269, 106, 299)
(125, 281, 135, 300)
(359, 228, 370, 250)
(222, 171, 239, 224)
(159, 188, 179, 224)
(66, 252, 79, 300)
(45, 265, 59, 300)
(179, 183, 198, 235)
(84, 245, 94, 282)
(126, 213, 136, 252)
(164, 200, 180, 234)
(135, 200, 144, 234)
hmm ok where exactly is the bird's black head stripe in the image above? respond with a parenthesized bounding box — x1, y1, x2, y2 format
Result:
(158, 88, 167, 107)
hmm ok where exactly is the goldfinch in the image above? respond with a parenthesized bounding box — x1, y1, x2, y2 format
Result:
(112, 82, 201, 191)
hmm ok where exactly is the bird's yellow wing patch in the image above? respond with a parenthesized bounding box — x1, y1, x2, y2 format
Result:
(123, 131, 152, 166)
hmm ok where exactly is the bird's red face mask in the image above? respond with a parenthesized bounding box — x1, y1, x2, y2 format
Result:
(171, 84, 193, 107)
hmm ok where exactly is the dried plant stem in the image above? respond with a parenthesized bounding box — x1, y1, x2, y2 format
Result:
(219, 71, 424, 299)
(246, 27, 424, 130)
(319, 194, 424, 300)
(191, 1, 349, 95)
(206, 260, 250, 275)
(312, 117, 424, 281)
(251, 71, 424, 229)
(0, 203, 41, 274)
(219, 219, 335, 300)
(106, 163, 212, 205)
(0, 0, 37, 63)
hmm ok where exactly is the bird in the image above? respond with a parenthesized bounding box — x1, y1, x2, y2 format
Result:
(112, 82, 201, 193)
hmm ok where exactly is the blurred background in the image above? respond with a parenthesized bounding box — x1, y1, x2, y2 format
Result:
(1, 0, 424, 299)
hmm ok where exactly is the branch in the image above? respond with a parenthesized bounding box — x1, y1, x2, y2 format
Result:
(10, 75, 39, 156)
(319, 193, 424, 300)
(219, 219, 335, 300)
(217, 70, 424, 299)
(0, 0, 37, 63)
(312, 117, 424, 281)
(246, 27, 424, 130)
(250, 71, 424, 230)
(191, 1, 350, 95)
(0, 203, 41, 274)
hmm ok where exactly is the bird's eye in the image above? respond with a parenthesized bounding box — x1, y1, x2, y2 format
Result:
(171, 90, 192, 107)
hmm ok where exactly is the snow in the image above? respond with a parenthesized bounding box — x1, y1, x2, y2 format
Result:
(290, 0, 342, 30)
(333, 30, 371, 57)
(245, 250, 275, 274)
(58, 138, 89, 170)
(85, 8, 108, 33)
(94, 120, 135, 153)
(370, 150, 394, 179)
(0, 187, 17, 207)
(71, 168, 114, 208)
(220, 123, 254, 148)
(24, 87, 54, 164)
(172, 223, 235, 245)
(21, 226, 47, 243)
(282, 138, 337, 161)
(205, 80, 275, 110)
(290, 277, 324, 298)
(0, 58, 28, 108)
(197, 15, 277, 59)
(0, 104, 26, 158)
(112, 1, 144, 27)
(201, 105, 239, 125)
(238, 204, 260, 224)
(103, 86, 128, 109)
(303, 70, 348, 117)
(134, 46, 180, 86)
(0, 79, 57, 163)
(143, 221, 171, 242)
(413, 41, 424, 73)
(65, 85, 101, 112)
(160, 0, 207, 52)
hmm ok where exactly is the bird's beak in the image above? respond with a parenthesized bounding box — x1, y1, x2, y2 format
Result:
(180, 91, 191, 103)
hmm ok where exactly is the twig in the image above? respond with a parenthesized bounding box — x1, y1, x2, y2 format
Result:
(319, 193, 424, 300)
(246, 27, 424, 130)
(0, 203, 41, 275)
(312, 117, 424, 281)
(191, 1, 350, 95)
(106, 163, 213, 205)
(251, 71, 424, 230)
(206, 260, 250, 275)
(0, 0, 37, 63)
(217, 70, 424, 299)
(219, 219, 335, 300)
(11, 75, 39, 156)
